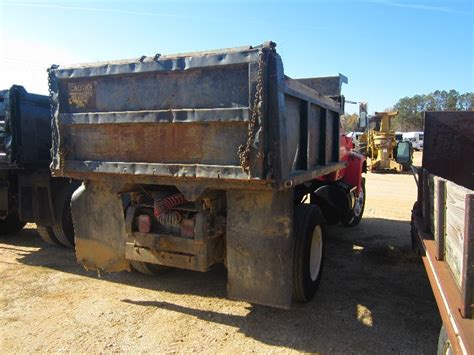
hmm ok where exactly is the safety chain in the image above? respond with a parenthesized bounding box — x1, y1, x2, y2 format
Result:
(47, 65, 61, 172)
(47, 64, 58, 117)
(238, 50, 266, 172)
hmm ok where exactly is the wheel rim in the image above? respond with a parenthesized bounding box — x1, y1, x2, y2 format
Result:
(309, 225, 323, 281)
(354, 190, 364, 217)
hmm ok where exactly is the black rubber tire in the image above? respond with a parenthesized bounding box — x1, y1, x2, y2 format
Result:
(37, 225, 61, 245)
(0, 212, 26, 236)
(342, 178, 366, 227)
(52, 185, 76, 248)
(437, 326, 453, 355)
(129, 260, 168, 276)
(293, 204, 326, 303)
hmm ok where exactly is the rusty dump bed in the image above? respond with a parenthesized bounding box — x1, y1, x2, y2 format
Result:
(49, 42, 345, 190)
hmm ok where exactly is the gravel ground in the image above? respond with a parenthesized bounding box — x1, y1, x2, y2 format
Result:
(0, 152, 441, 353)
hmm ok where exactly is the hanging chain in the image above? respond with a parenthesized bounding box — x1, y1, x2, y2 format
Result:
(47, 65, 61, 172)
(238, 50, 266, 172)
(47, 65, 58, 118)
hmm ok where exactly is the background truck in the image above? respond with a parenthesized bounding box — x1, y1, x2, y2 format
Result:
(403, 131, 424, 151)
(49, 42, 365, 309)
(411, 111, 473, 354)
(0, 85, 78, 247)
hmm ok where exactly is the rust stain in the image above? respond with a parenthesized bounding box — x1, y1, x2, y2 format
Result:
(76, 238, 130, 272)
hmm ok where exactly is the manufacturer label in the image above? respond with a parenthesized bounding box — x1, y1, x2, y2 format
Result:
(67, 82, 96, 109)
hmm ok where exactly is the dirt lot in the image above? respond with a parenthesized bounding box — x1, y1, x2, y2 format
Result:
(0, 152, 441, 353)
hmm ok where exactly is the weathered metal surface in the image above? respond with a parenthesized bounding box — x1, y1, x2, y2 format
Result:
(238, 49, 266, 173)
(0, 85, 75, 227)
(62, 122, 247, 165)
(62, 161, 250, 180)
(124, 193, 226, 272)
(423, 111, 474, 190)
(71, 181, 130, 272)
(226, 189, 294, 308)
(53, 45, 262, 78)
(296, 74, 348, 97)
(125, 232, 223, 272)
(49, 42, 344, 189)
(284, 161, 347, 188)
(61, 108, 249, 125)
(17, 171, 55, 225)
(0, 86, 51, 168)
(51, 42, 348, 308)
(54, 169, 273, 191)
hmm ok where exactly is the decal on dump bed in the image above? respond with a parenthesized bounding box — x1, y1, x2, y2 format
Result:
(67, 81, 96, 110)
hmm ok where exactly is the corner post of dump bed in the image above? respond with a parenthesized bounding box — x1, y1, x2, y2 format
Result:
(226, 43, 295, 309)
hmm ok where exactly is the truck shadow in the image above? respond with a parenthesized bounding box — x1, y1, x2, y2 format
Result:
(2, 217, 440, 353)
(122, 218, 440, 353)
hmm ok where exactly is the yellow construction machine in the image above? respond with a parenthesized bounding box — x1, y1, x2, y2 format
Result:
(367, 111, 405, 172)
(356, 105, 412, 173)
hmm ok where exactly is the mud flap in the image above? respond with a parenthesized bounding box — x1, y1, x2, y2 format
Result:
(71, 181, 129, 272)
(226, 189, 294, 309)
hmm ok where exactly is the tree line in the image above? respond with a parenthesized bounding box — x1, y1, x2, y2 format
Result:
(343, 89, 473, 132)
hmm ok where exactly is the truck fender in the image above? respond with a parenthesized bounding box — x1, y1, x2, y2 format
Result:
(342, 152, 366, 194)
(311, 184, 351, 225)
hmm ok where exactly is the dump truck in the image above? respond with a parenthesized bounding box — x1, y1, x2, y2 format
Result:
(411, 111, 473, 354)
(48, 42, 366, 308)
(0, 85, 78, 246)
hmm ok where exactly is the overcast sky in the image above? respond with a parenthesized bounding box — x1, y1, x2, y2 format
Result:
(1, 0, 472, 114)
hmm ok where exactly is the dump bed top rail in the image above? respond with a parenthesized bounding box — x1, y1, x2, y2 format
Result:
(49, 42, 345, 190)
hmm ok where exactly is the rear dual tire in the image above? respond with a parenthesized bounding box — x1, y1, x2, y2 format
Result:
(51, 185, 75, 248)
(37, 225, 60, 245)
(129, 260, 168, 276)
(37, 184, 76, 248)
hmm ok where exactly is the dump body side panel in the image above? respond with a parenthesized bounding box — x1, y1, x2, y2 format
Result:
(50, 43, 344, 189)
(296, 74, 348, 96)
